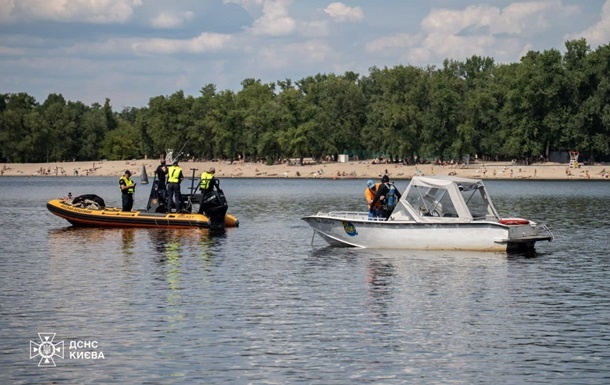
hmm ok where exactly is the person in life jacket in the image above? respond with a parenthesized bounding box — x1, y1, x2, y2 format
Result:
(119, 170, 136, 211)
(199, 167, 216, 192)
(198, 167, 217, 215)
(369, 174, 402, 220)
(166, 160, 184, 213)
(365, 179, 382, 219)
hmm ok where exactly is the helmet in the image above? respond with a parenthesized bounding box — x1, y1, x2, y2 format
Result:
(366, 179, 375, 188)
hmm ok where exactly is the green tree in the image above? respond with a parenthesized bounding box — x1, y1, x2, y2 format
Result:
(100, 119, 140, 160)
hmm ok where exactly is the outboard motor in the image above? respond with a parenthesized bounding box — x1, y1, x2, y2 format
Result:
(201, 181, 228, 231)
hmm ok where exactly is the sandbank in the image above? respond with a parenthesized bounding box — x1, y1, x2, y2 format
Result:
(1, 159, 609, 181)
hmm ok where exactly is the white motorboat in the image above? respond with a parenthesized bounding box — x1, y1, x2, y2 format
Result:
(302, 176, 554, 252)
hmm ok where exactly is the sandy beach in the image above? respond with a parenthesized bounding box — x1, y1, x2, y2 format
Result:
(1, 159, 609, 181)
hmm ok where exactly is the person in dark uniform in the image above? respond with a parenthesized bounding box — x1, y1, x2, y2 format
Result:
(369, 175, 402, 220)
(166, 160, 184, 213)
(119, 170, 136, 211)
(155, 158, 168, 190)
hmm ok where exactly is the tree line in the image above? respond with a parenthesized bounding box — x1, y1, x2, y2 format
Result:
(1, 38, 608, 164)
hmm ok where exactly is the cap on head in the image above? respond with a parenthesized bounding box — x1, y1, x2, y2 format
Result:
(125, 170, 131, 175)
(381, 175, 389, 183)
(366, 179, 375, 188)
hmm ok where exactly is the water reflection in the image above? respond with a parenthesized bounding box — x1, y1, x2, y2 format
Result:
(121, 228, 135, 257)
(365, 258, 396, 320)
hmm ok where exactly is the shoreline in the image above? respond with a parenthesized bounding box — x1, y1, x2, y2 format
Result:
(1, 159, 609, 181)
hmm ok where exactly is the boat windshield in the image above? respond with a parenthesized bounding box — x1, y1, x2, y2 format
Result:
(404, 180, 497, 220)
(406, 186, 458, 217)
(460, 186, 493, 219)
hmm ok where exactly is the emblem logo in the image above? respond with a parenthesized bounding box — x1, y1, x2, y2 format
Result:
(30, 333, 64, 367)
(342, 221, 358, 236)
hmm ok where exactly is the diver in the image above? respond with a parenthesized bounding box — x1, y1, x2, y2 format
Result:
(369, 175, 401, 220)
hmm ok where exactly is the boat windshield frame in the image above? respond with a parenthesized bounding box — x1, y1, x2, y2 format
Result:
(394, 176, 500, 223)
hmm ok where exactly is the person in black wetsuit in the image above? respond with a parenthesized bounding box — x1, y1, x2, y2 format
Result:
(369, 175, 402, 220)
(155, 158, 168, 191)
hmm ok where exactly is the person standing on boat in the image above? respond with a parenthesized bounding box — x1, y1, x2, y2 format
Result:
(119, 170, 136, 211)
(369, 175, 402, 220)
(197, 167, 216, 215)
(199, 167, 216, 192)
(155, 158, 168, 191)
(166, 160, 184, 213)
(365, 179, 382, 219)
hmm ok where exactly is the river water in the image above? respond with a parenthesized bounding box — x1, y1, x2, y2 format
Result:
(1, 176, 609, 384)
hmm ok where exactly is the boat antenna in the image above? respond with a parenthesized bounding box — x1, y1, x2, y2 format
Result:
(173, 138, 190, 164)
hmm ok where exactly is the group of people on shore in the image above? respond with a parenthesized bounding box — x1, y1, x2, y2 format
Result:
(118, 156, 217, 213)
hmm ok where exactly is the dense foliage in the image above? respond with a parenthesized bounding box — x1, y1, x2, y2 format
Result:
(1, 39, 609, 163)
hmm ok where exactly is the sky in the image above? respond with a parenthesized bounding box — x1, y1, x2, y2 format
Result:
(1, 0, 609, 110)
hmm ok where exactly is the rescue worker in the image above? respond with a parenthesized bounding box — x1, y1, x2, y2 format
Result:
(369, 175, 402, 220)
(155, 157, 168, 191)
(198, 167, 216, 215)
(199, 167, 216, 192)
(365, 179, 382, 219)
(166, 160, 184, 213)
(119, 170, 136, 211)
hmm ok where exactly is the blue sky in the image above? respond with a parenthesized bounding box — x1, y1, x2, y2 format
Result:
(1, 0, 609, 109)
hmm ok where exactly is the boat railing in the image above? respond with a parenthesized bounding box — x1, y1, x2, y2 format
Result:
(537, 223, 555, 241)
(322, 211, 380, 221)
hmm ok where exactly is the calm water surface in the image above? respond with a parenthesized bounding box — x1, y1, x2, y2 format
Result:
(1, 176, 609, 384)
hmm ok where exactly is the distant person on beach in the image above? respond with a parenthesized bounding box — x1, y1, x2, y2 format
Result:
(166, 160, 184, 213)
(365, 179, 381, 219)
(119, 170, 136, 211)
(369, 175, 402, 220)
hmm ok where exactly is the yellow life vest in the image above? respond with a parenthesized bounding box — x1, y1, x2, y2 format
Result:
(119, 176, 135, 193)
(200, 171, 215, 190)
(167, 165, 182, 183)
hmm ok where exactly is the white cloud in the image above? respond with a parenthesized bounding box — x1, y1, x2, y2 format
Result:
(421, 1, 578, 36)
(247, 0, 296, 36)
(324, 2, 364, 23)
(567, 0, 610, 46)
(407, 1, 579, 64)
(132, 33, 233, 55)
(0, 0, 142, 24)
(366, 33, 422, 55)
(299, 20, 330, 38)
(63, 33, 233, 56)
(222, 0, 265, 16)
(150, 11, 194, 29)
(257, 40, 333, 70)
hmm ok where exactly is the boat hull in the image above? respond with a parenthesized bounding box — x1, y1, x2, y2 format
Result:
(47, 199, 238, 229)
(302, 213, 552, 252)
